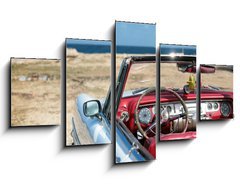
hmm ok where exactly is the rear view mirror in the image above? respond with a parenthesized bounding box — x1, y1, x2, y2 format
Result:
(177, 64, 215, 73)
(83, 100, 102, 117)
(177, 63, 196, 73)
(200, 65, 215, 73)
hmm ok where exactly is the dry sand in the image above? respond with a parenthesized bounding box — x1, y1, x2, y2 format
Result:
(117, 54, 156, 91)
(201, 66, 233, 91)
(161, 63, 195, 88)
(11, 58, 61, 126)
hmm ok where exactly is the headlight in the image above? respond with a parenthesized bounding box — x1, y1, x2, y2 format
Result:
(220, 102, 231, 117)
(138, 107, 152, 124)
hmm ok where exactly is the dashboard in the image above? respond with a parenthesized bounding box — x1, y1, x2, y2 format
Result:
(200, 100, 233, 120)
(160, 101, 197, 133)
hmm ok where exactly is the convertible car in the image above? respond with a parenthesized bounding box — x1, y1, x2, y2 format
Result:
(71, 54, 233, 163)
(71, 56, 156, 163)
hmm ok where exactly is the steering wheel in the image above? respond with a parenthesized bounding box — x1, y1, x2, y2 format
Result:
(134, 87, 156, 139)
(161, 88, 189, 133)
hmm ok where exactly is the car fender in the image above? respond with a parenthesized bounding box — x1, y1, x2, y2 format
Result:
(72, 93, 111, 144)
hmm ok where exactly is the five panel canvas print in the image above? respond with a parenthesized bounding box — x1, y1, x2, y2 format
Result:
(9, 21, 234, 164)
(65, 39, 112, 146)
(11, 58, 61, 127)
(115, 21, 156, 163)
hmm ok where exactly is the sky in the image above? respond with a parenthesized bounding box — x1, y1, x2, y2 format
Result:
(116, 21, 156, 47)
(160, 44, 196, 55)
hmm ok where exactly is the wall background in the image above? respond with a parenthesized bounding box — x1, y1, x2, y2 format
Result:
(1, 0, 240, 186)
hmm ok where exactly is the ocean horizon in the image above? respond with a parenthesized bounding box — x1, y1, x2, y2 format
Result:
(67, 44, 111, 54)
(67, 44, 155, 54)
(116, 45, 155, 54)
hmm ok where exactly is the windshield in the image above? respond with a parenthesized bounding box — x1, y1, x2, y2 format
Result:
(201, 65, 233, 91)
(161, 62, 195, 89)
(123, 62, 156, 97)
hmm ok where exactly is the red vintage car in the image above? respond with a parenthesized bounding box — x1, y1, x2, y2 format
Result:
(160, 60, 233, 141)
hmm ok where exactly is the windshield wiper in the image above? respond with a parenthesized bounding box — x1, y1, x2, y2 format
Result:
(161, 87, 179, 91)
(208, 85, 221, 90)
(132, 87, 149, 95)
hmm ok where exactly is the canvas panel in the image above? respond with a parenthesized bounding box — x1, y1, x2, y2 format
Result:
(11, 58, 61, 127)
(115, 21, 156, 164)
(200, 64, 233, 121)
(159, 44, 197, 141)
(66, 39, 112, 146)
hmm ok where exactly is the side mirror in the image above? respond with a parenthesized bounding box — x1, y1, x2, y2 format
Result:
(83, 100, 102, 117)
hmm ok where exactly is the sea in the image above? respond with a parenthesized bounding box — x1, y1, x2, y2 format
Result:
(67, 44, 155, 54)
(67, 43, 196, 55)
(116, 46, 155, 54)
(67, 44, 111, 53)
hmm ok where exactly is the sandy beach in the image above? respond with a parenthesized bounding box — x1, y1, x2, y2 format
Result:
(11, 58, 61, 126)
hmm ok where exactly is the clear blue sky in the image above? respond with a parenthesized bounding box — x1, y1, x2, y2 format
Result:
(160, 44, 196, 55)
(116, 21, 156, 47)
